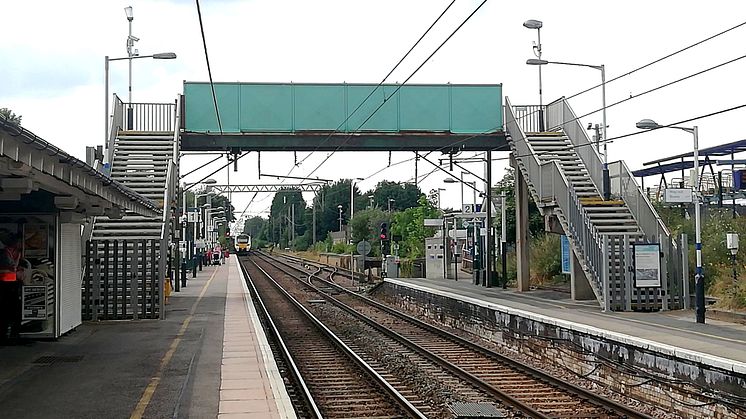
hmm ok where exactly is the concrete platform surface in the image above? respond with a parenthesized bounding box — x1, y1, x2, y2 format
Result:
(0, 259, 293, 419)
(387, 277, 746, 369)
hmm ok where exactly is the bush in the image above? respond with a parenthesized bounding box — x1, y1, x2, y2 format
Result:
(529, 234, 561, 285)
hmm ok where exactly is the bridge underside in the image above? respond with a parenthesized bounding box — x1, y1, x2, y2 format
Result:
(180, 131, 507, 152)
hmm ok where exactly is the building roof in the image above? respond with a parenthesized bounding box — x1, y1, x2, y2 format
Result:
(0, 114, 160, 217)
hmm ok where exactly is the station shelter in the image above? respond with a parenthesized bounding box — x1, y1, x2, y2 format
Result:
(0, 116, 158, 339)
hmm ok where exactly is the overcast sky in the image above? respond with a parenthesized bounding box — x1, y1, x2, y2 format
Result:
(2, 0, 746, 224)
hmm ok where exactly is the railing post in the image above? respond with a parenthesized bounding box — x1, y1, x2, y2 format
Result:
(602, 235, 610, 312)
(660, 234, 669, 311)
(624, 235, 633, 311)
(681, 233, 690, 310)
(130, 241, 139, 320)
(92, 247, 101, 322)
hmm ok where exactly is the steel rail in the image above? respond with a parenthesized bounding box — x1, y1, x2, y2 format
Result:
(236, 258, 323, 418)
(253, 252, 549, 418)
(265, 251, 654, 419)
(243, 256, 427, 419)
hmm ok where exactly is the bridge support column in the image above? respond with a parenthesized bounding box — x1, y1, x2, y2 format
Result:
(571, 249, 595, 300)
(515, 160, 530, 292)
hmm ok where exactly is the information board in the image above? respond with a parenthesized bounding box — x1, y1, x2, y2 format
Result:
(22, 285, 47, 320)
(561, 235, 571, 274)
(633, 244, 662, 287)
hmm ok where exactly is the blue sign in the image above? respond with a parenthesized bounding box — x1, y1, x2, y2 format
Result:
(561, 235, 571, 274)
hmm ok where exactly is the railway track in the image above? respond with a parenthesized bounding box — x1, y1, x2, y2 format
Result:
(239, 255, 425, 418)
(260, 251, 653, 419)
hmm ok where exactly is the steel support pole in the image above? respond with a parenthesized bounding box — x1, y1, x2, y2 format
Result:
(693, 126, 705, 323)
(485, 150, 493, 287)
(501, 191, 507, 289)
(601, 65, 611, 201)
(104, 56, 109, 147)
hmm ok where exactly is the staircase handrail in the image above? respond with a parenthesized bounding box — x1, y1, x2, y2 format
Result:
(546, 97, 605, 195)
(547, 97, 672, 243)
(506, 97, 606, 299)
(105, 94, 124, 166)
(609, 159, 672, 241)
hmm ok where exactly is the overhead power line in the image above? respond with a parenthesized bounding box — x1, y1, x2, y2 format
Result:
(289, 0, 457, 174)
(194, 0, 223, 135)
(515, 18, 746, 125)
(302, 0, 490, 180)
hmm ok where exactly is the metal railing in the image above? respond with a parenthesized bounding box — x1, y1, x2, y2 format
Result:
(608, 160, 671, 242)
(506, 97, 606, 302)
(119, 101, 176, 132)
(105, 95, 125, 165)
(546, 98, 605, 195)
(511, 105, 545, 133)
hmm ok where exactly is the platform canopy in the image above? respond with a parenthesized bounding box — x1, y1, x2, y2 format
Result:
(181, 82, 506, 152)
(0, 115, 159, 218)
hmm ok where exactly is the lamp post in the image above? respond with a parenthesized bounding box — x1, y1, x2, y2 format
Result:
(523, 19, 544, 131)
(636, 118, 704, 323)
(350, 177, 364, 220)
(527, 58, 609, 200)
(109, 6, 177, 133)
(338, 204, 343, 232)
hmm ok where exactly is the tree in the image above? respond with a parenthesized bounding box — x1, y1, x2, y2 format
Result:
(493, 168, 544, 243)
(196, 193, 236, 222)
(242, 216, 267, 237)
(268, 189, 306, 248)
(391, 196, 440, 258)
(370, 181, 422, 212)
(313, 179, 365, 242)
(0, 108, 21, 125)
(350, 208, 391, 256)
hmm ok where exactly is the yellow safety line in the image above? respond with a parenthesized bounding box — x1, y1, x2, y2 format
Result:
(130, 266, 221, 419)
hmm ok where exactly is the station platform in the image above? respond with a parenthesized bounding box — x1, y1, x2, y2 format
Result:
(0, 259, 293, 419)
(385, 277, 746, 370)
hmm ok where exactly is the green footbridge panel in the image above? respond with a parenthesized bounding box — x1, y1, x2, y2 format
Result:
(182, 82, 504, 150)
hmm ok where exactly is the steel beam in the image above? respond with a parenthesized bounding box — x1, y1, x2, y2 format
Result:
(209, 183, 326, 193)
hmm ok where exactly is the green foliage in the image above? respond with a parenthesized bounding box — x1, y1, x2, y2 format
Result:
(391, 196, 440, 258)
(242, 216, 267, 237)
(331, 241, 354, 254)
(268, 189, 306, 248)
(0, 108, 21, 125)
(313, 180, 365, 242)
(657, 204, 746, 309)
(494, 168, 545, 242)
(529, 234, 561, 284)
(370, 181, 423, 211)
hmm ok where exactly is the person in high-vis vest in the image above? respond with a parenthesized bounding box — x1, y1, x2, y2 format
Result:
(0, 232, 22, 343)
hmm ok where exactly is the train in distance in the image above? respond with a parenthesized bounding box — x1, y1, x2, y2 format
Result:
(234, 234, 252, 255)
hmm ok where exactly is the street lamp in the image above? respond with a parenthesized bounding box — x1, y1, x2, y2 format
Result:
(337, 204, 343, 232)
(527, 58, 609, 200)
(104, 6, 178, 136)
(350, 177, 364, 220)
(387, 198, 395, 213)
(636, 118, 704, 323)
(523, 19, 544, 131)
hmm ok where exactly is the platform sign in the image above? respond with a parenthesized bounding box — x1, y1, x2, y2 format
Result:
(664, 188, 693, 203)
(561, 235, 571, 274)
(633, 244, 661, 287)
(187, 208, 199, 223)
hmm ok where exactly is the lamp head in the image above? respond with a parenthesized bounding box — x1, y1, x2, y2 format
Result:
(203, 178, 217, 185)
(523, 19, 543, 29)
(153, 52, 177, 59)
(443, 178, 458, 184)
(124, 6, 133, 21)
(526, 58, 549, 66)
(636, 119, 660, 130)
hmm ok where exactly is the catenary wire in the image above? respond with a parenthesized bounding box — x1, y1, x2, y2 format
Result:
(194, 0, 223, 135)
(300, 0, 490, 180)
(289, 0, 457, 174)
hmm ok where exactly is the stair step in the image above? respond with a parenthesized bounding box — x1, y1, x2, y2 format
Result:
(590, 218, 637, 225)
(580, 198, 626, 206)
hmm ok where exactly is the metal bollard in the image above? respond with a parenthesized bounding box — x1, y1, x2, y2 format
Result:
(181, 262, 188, 287)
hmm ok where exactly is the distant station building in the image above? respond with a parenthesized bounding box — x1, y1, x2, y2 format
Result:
(0, 115, 158, 339)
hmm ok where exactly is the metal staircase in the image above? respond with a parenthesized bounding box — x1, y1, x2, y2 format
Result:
(505, 97, 686, 311)
(84, 96, 179, 320)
